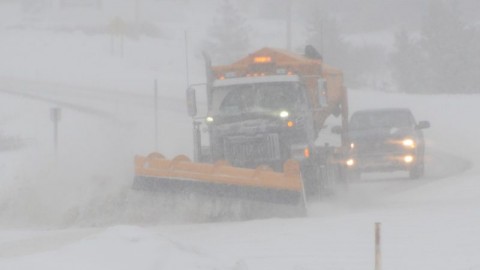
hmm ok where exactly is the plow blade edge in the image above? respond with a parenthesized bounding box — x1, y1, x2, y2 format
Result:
(133, 153, 306, 207)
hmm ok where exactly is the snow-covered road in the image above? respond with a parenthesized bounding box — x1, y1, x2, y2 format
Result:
(0, 77, 478, 269)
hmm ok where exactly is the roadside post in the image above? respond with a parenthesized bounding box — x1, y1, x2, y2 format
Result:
(375, 222, 382, 270)
(50, 107, 62, 157)
(109, 17, 125, 57)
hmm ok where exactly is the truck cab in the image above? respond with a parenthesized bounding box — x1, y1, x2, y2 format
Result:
(187, 47, 349, 197)
(205, 75, 316, 171)
(346, 108, 430, 179)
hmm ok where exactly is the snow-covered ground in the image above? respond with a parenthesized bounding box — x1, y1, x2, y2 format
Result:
(1, 2, 480, 270)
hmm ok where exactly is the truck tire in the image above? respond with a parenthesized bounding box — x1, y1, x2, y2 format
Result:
(409, 162, 424, 179)
(300, 161, 321, 198)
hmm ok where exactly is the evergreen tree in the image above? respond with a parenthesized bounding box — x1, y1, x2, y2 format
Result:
(420, 0, 469, 93)
(465, 26, 480, 93)
(390, 30, 426, 93)
(203, 0, 250, 65)
(390, 0, 480, 93)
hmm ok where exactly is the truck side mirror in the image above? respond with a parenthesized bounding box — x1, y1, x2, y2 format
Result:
(186, 87, 197, 117)
(317, 78, 327, 107)
(416, 120, 430, 130)
(331, 125, 343, 134)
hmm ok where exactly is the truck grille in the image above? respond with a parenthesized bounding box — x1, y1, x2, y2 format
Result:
(224, 134, 281, 166)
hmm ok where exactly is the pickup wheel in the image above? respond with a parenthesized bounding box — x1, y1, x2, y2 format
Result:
(409, 162, 425, 179)
(347, 169, 362, 182)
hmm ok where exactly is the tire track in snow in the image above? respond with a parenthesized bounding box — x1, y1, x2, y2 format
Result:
(0, 78, 474, 223)
(308, 148, 473, 216)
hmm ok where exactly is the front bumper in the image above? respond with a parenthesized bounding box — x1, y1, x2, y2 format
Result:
(347, 152, 418, 172)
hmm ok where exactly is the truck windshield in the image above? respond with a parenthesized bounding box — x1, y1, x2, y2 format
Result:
(215, 82, 304, 115)
(350, 111, 414, 130)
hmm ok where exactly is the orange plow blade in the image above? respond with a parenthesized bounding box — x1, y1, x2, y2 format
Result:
(133, 153, 306, 208)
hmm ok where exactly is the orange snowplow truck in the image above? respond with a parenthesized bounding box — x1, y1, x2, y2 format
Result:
(134, 46, 349, 210)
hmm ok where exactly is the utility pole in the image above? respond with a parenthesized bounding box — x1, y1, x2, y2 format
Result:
(320, 16, 324, 57)
(184, 30, 190, 87)
(135, 0, 140, 23)
(96, 0, 103, 10)
(286, 0, 292, 50)
(154, 79, 158, 151)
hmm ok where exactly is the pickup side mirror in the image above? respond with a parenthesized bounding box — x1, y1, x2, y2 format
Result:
(331, 125, 343, 134)
(186, 87, 197, 117)
(416, 120, 430, 130)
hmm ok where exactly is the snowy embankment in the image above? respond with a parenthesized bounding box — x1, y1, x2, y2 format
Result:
(0, 29, 479, 270)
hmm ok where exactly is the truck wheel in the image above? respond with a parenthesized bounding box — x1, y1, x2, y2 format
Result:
(321, 163, 338, 196)
(409, 162, 424, 179)
(300, 162, 321, 198)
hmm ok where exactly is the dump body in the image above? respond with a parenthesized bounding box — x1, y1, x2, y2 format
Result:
(209, 48, 348, 143)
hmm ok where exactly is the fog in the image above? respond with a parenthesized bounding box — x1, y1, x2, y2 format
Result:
(0, 0, 480, 269)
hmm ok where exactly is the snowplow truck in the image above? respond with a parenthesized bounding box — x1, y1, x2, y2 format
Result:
(134, 46, 348, 214)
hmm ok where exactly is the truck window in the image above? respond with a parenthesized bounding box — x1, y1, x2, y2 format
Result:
(217, 82, 304, 115)
(256, 83, 304, 111)
(219, 85, 256, 114)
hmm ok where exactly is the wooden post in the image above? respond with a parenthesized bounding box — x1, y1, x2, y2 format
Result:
(375, 222, 382, 270)
(50, 107, 62, 157)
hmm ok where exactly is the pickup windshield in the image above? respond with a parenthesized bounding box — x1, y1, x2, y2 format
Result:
(214, 82, 304, 115)
(350, 111, 414, 130)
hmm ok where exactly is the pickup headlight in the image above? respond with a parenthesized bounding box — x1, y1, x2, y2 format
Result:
(346, 158, 355, 167)
(402, 138, 415, 148)
(404, 155, 414, 163)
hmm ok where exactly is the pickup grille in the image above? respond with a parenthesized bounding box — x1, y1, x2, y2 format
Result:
(357, 139, 403, 156)
(224, 134, 281, 166)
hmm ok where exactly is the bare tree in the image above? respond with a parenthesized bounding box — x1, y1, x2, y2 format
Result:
(203, 0, 250, 65)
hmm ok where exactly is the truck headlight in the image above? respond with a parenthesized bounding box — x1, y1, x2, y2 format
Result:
(279, 110, 289, 118)
(402, 138, 415, 148)
(206, 116, 214, 123)
(346, 158, 355, 167)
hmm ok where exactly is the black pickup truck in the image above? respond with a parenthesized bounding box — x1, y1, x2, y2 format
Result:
(346, 108, 430, 179)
